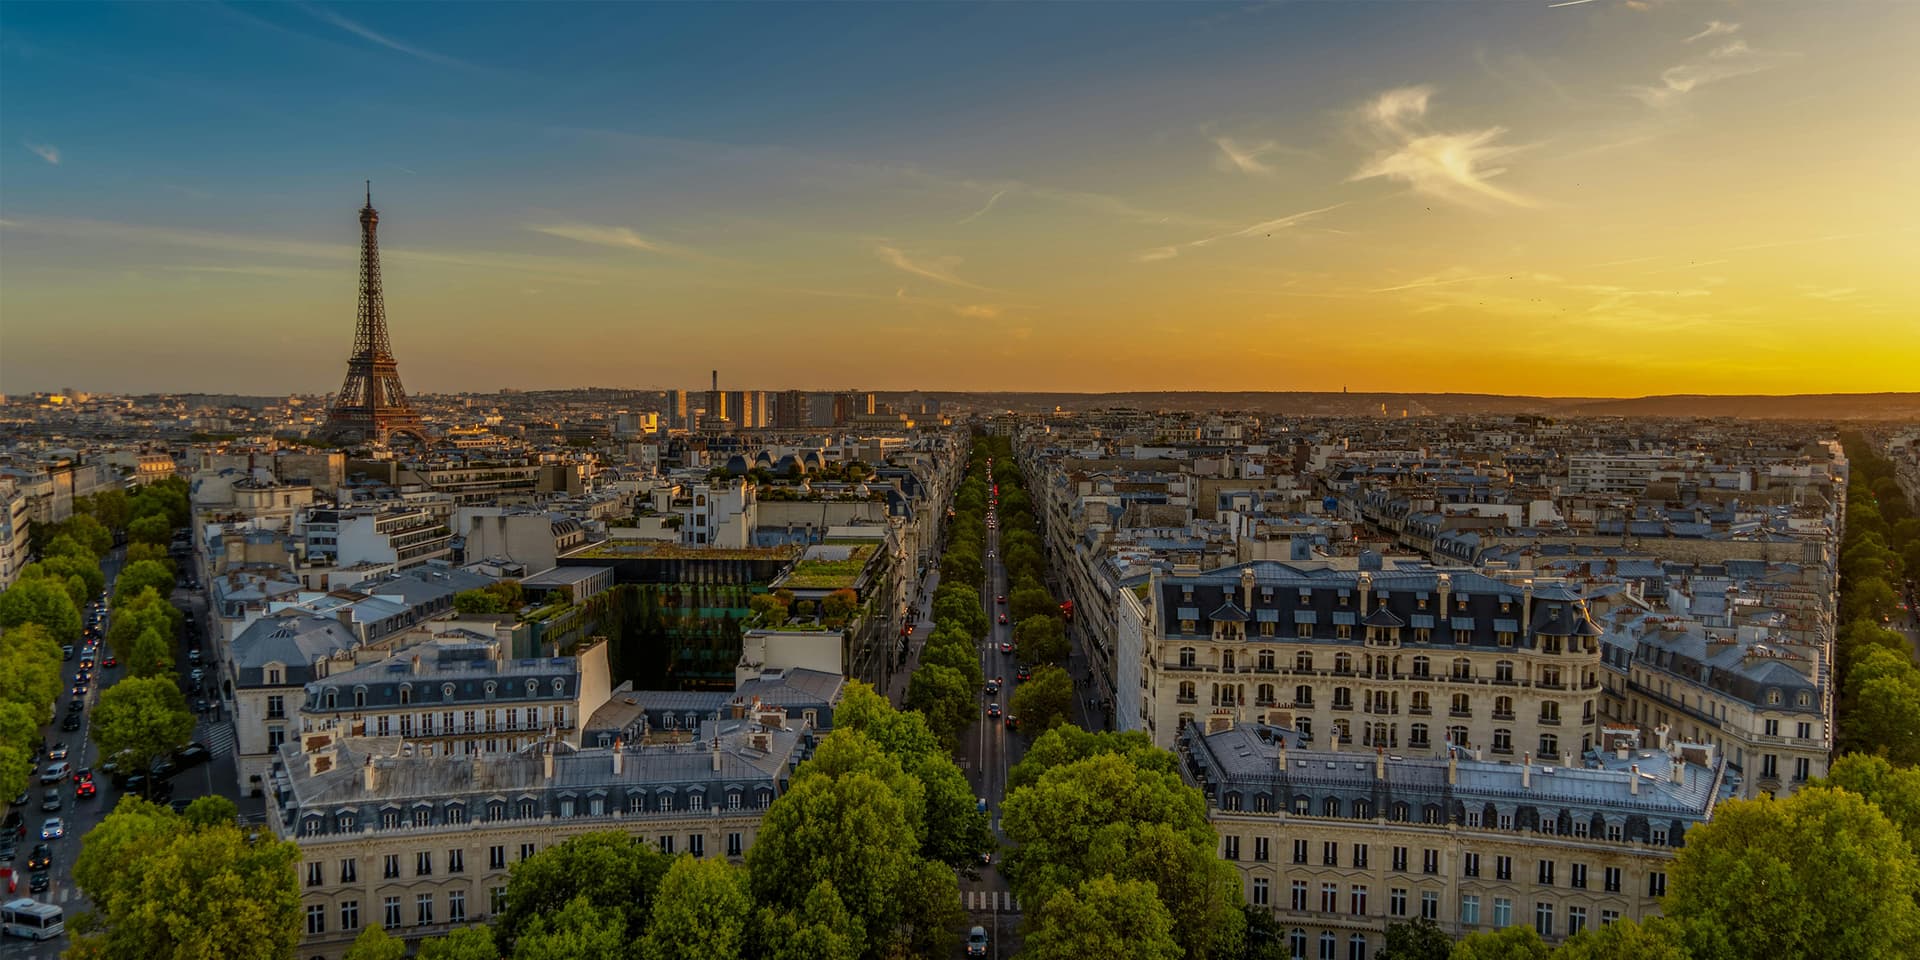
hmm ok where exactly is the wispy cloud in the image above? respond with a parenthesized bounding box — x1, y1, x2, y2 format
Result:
(957, 189, 1008, 224)
(527, 222, 669, 254)
(26, 142, 61, 165)
(1686, 21, 1740, 44)
(875, 245, 990, 290)
(1546, 0, 1597, 8)
(305, 4, 472, 69)
(1210, 136, 1306, 176)
(1632, 38, 1798, 107)
(1348, 86, 1534, 208)
(1133, 202, 1346, 263)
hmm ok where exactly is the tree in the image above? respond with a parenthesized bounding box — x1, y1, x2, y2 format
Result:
(641, 856, 753, 960)
(417, 927, 499, 960)
(830, 682, 992, 866)
(1015, 615, 1070, 665)
(1378, 917, 1453, 960)
(1551, 917, 1690, 960)
(130, 624, 177, 679)
(28, 551, 106, 606)
(919, 636, 984, 690)
(906, 662, 975, 745)
(114, 559, 178, 606)
(748, 593, 790, 628)
(748, 769, 919, 949)
(125, 542, 174, 568)
(1665, 787, 1920, 960)
(756, 879, 862, 960)
(1010, 585, 1057, 624)
(1448, 927, 1549, 960)
(108, 587, 179, 664)
(498, 830, 672, 955)
(81, 488, 133, 534)
(513, 895, 631, 960)
(344, 926, 408, 960)
(64, 512, 115, 557)
(69, 796, 302, 960)
(1011, 665, 1075, 733)
(821, 588, 859, 626)
(90, 676, 196, 784)
(1815, 753, 1920, 852)
(0, 575, 83, 643)
(454, 588, 506, 615)
(1023, 875, 1181, 960)
(1008, 726, 1174, 793)
(1843, 647, 1920, 765)
(0, 701, 39, 805)
(128, 513, 173, 546)
(0, 621, 65, 716)
(184, 794, 240, 828)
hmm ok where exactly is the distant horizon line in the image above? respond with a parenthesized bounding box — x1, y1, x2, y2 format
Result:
(12, 388, 1920, 402)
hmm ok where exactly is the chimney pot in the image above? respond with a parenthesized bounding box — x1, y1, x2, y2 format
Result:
(542, 745, 555, 780)
(1630, 764, 1640, 795)
(1521, 752, 1532, 789)
(363, 757, 378, 791)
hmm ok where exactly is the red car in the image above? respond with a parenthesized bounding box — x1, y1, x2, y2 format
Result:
(996, 595, 1006, 605)
(1005, 715, 1020, 731)
(75, 780, 95, 800)
(1016, 665, 1032, 681)
(1000, 641, 1013, 654)
(998, 614, 1008, 625)
(103, 656, 118, 668)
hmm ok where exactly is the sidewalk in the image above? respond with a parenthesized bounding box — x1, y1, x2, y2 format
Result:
(885, 568, 943, 705)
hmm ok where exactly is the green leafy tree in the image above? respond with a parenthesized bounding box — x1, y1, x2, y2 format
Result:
(1843, 647, 1920, 766)
(28, 552, 106, 606)
(344, 926, 408, 960)
(81, 488, 133, 533)
(454, 588, 506, 615)
(919, 635, 984, 690)
(1023, 875, 1181, 960)
(64, 512, 115, 557)
(906, 662, 975, 746)
(641, 856, 753, 960)
(108, 587, 180, 663)
(831, 682, 992, 866)
(125, 542, 174, 568)
(513, 895, 631, 960)
(0, 701, 39, 804)
(1378, 917, 1453, 960)
(1814, 753, 1920, 852)
(0, 575, 83, 643)
(1015, 615, 1070, 665)
(417, 927, 499, 960)
(748, 593, 790, 628)
(1551, 917, 1690, 960)
(184, 794, 240, 828)
(1008, 726, 1174, 793)
(1010, 585, 1056, 624)
(748, 769, 919, 951)
(0, 621, 66, 716)
(90, 676, 196, 784)
(1011, 665, 1075, 733)
(128, 513, 173, 546)
(821, 588, 859, 626)
(130, 625, 176, 679)
(114, 559, 178, 606)
(755, 879, 862, 960)
(498, 830, 672, 955)
(1665, 787, 1920, 960)
(1449, 927, 1550, 960)
(69, 796, 302, 960)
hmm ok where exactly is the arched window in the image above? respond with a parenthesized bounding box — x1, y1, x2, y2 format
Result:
(1179, 647, 1197, 668)
(1295, 651, 1314, 672)
(1494, 660, 1514, 682)
(442, 683, 455, 700)
(1333, 687, 1352, 709)
(324, 688, 338, 709)
(1540, 701, 1560, 723)
(1767, 688, 1782, 705)
(1335, 653, 1353, 674)
(484, 681, 497, 699)
(1222, 650, 1236, 671)
(1179, 681, 1197, 702)
(1494, 696, 1514, 719)
(1796, 690, 1810, 706)
(353, 687, 367, 708)
(1451, 658, 1472, 680)
(1295, 685, 1313, 706)
(399, 684, 411, 706)
(1411, 691, 1430, 712)
(554, 678, 566, 695)
(1451, 693, 1471, 716)
(1353, 798, 1373, 819)
(1409, 723, 1429, 747)
(1322, 797, 1341, 817)
(527, 679, 539, 698)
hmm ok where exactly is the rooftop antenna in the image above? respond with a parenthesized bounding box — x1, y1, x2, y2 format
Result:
(365, 179, 372, 207)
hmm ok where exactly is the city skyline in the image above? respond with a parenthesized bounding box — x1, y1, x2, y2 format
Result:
(4, 1, 1917, 396)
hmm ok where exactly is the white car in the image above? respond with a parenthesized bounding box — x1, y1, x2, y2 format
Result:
(41, 818, 66, 840)
(39, 762, 70, 784)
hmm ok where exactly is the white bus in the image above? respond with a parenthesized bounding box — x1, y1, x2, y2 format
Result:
(1, 897, 65, 940)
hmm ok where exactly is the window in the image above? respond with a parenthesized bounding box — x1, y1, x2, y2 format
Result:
(1291, 929, 1308, 960)
(1462, 852, 1480, 878)
(1320, 932, 1337, 960)
(305, 861, 323, 888)
(1648, 871, 1668, 897)
(1255, 838, 1270, 862)
(1495, 661, 1514, 682)
(1451, 694, 1472, 717)
(416, 893, 434, 926)
(1335, 653, 1353, 673)
(1492, 728, 1512, 754)
(1451, 658, 1472, 680)
(268, 728, 286, 751)
(519, 843, 536, 861)
(416, 851, 432, 877)
(1422, 890, 1439, 920)
(1495, 856, 1512, 881)
(490, 845, 507, 870)
(1253, 878, 1270, 906)
(1348, 935, 1368, 960)
(1179, 681, 1198, 703)
(1539, 734, 1559, 757)
(340, 901, 359, 932)
(1795, 757, 1811, 781)
(1535, 902, 1553, 938)
(1412, 656, 1430, 678)
(1571, 863, 1587, 889)
(1604, 866, 1622, 893)
(1461, 894, 1481, 926)
(447, 805, 465, 825)
(1224, 836, 1241, 860)
(1492, 898, 1512, 928)
(1320, 883, 1339, 912)
(383, 897, 402, 930)
(1350, 885, 1367, 915)
(689, 834, 705, 858)
(1568, 906, 1586, 936)
(268, 695, 285, 719)
(1180, 647, 1198, 666)
(269, 668, 283, 686)
(1390, 888, 1408, 917)
(728, 832, 744, 857)
(1601, 910, 1620, 927)
(1392, 846, 1408, 872)
(449, 890, 466, 924)
(659, 836, 675, 855)
(383, 854, 400, 879)
(1762, 754, 1779, 778)
(1352, 844, 1369, 868)
(1295, 685, 1314, 706)
(1259, 649, 1276, 671)
(491, 887, 507, 915)
(448, 849, 464, 873)
(306, 905, 326, 935)
(1652, 827, 1669, 846)
(1537, 860, 1554, 885)
(339, 858, 357, 883)
(1324, 841, 1339, 866)
(1291, 881, 1308, 911)
(1294, 839, 1309, 864)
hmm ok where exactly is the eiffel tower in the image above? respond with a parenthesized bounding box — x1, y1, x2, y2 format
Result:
(323, 183, 429, 446)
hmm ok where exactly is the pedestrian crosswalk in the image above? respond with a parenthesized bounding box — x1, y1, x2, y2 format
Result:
(194, 718, 235, 758)
(964, 890, 1023, 913)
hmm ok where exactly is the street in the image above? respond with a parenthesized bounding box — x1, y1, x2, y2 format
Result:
(8, 547, 250, 960)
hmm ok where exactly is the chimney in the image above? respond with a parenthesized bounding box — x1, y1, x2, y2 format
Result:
(1629, 764, 1640, 795)
(1357, 572, 1372, 616)
(362, 757, 378, 791)
(1655, 724, 1671, 751)
(612, 738, 624, 776)
(1521, 752, 1532, 789)
(1329, 729, 1340, 753)
(1375, 746, 1386, 781)
(1240, 566, 1256, 614)
(1522, 582, 1534, 638)
(1437, 573, 1452, 617)
(1276, 738, 1287, 773)
(411, 654, 423, 675)
(710, 737, 722, 772)
(542, 744, 555, 780)
(1447, 751, 1458, 786)
(1616, 741, 1630, 761)
(1671, 756, 1685, 785)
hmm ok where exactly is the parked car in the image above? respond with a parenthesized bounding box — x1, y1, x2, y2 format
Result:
(149, 757, 180, 781)
(39, 762, 69, 784)
(173, 743, 211, 769)
(1005, 714, 1020, 731)
(967, 926, 989, 957)
(189, 668, 205, 684)
(61, 645, 75, 661)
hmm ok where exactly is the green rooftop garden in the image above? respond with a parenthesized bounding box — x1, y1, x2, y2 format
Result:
(779, 542, 879, 590)
(571, 541, 801, 561)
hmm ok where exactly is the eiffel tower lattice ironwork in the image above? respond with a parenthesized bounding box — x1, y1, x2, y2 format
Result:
(324, 184, 428, 445)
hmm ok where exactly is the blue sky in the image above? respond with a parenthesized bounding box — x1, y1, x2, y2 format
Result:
(4, 2, 1916, 396)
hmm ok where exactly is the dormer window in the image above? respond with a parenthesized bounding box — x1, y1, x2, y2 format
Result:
(526, 679, 539, 698)
(1796, 691, 1810, 707)
(553, 678, 566, 696)
(324, 688, 338, 709)
(1767, 688, 1782, 705)
(353, 687, 367, 708)
(399, 684, 412, 706)
(485, 681, 497, 699)
(442, 683, 455, 700)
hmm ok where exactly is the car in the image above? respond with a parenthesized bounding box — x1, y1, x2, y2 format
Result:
(73, 769, 91, 784)
(985, 678, 1001, 695)
(40, 818, 65, 840)
(28, 870, 50, 893)
(66, 698, 84, 713)
(999, 641, 1013, 654)
(189, 648, 202, 664)
(987, 703, 1001, 718)
(987, 550, 994, 558)
(0, 840, 15, 862)
(980, 850, 993, 865)
(61, 645, 75, 661)
(70, 684, 87, 697)
(1016, 665, 1032, 681)
(174, 743, 211, 769)
(998, 613, 1008, 624)
(79, 658, 94, 670)
(150, 758, 179, 780)
(60, 714, 82, 732)
(39, 762, 69, 784)
(103, 655, 118, 668)
(75, 670, 92, 684)
(74, 780, 95, 800)
(8, 790, 26, 808)
(996, 595, 1006, 604)
(27, 844, 52, 870)
(100, 751, 132, 777)
(2, 810, 20, 833)
(966, 926, 989, 957)
(189, 668, 205, 684)
(39, 791, 60, 813)
(1005, 714, 1020, 730)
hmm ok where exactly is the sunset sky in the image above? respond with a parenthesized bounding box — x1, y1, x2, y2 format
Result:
(3, 1, 1916, 397)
